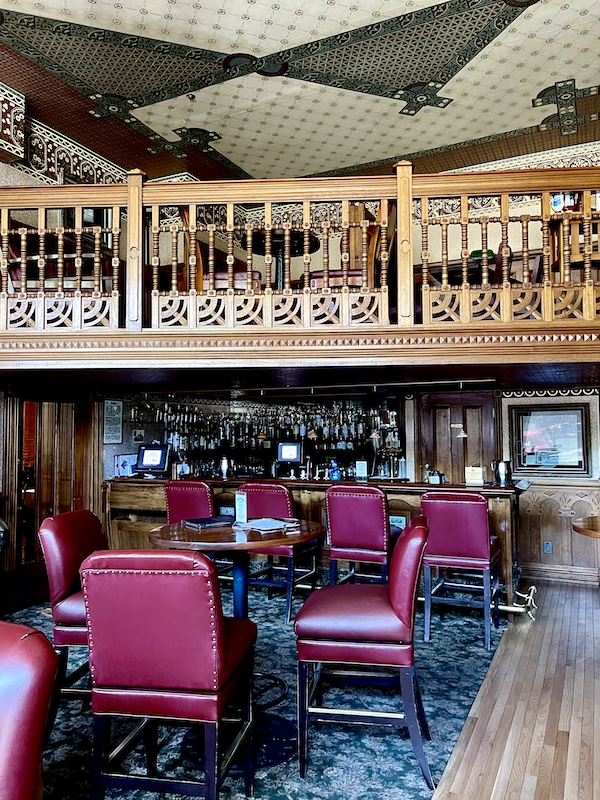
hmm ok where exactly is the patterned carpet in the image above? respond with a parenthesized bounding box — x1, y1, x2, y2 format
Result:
(6, 585, 505, 800)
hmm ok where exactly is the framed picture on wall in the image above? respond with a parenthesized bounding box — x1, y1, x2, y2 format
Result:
(103, 400, 123, 444)
(510, 403, 589, 475)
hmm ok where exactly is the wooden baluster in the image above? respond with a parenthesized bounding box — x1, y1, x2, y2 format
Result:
(226, 204, 235, 289)
(151, 206, 160, 292)
(264, 227, 272, 288)
(321, 223, 329, 290)
(112, 221, 120, 293)
(1, 211, 8, 293)
(207, 224, 216, 290)
(283, 223, 291, 290)
(379, 204, 388, 289)
(521, 215, 530, 285)
(361, 219, 369, 288)
(481, 217, 490, 286)
(421, 203, 430, 286)
(500, 196, 510, 283)
(562, 216, 571, 283)
(246, 224, 253, 291)
(37, 211, 46, 292)
(19, 227, 27, 291)
(56, 227, 64, 293)
(460, 197, 469, 285)
(441, 219, 449, 287)
(170, 223, 178, 292)
(93, 226, 102, 293)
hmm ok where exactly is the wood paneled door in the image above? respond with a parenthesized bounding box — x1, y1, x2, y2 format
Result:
(418, 391, 497, 485)
(1, 394, 102, 611)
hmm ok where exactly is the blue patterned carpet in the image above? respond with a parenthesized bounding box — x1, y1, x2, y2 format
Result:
(6, 586, 505, 800)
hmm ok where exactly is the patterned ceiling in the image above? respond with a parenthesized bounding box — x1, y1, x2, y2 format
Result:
(0, 0, 599, 180)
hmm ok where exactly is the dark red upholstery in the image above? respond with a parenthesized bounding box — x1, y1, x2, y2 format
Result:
(239, 481, 318, 622)
(326, 484, 390, 584)
(0, 620, 59, 800)
(38, 509, 107, 695)
(294, 516, 434, 789)
(80, 549, 256, 800)
(420, 491, 500, 650)
(164, 479, 215, 523)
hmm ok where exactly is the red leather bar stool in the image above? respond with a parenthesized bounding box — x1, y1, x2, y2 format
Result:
(164, 478, 215, 521)
(38, 509, 108, 697)
(420, 491, 500, 650)
(294, 516, 434, 789)
(80, 549, 257, 800)
(0, 620, 59, 800)
(239, 481, 319, 622)
(164, 479, 233, 575)
(326, 484, 391, 585)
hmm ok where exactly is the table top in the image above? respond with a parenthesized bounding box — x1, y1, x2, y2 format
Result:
(149, 518, 324, 551)
(572, 517, 600, 539)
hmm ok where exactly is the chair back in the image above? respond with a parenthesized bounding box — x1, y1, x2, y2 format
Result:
(38, 509, 107, 608)
(237, 482, 294, 518)
(0, 621, 58, 800)
(388, 516, 428, 630)
(164, 479, 215, 524)
(420, 492, 490, 560)
(80, 550, 226, 692)
(325, 484, 389, 551)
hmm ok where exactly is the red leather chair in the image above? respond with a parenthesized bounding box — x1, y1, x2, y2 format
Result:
(420, 491, 500, 650)
(80, 549, 256, 800)
(294, 516, 433, 789)
(238, 481, 318, 623)
(38, 509, 108, 696)
(0, 620, 59, 800)
(326, 484, 390, 585)
(164, 479, 215, 522)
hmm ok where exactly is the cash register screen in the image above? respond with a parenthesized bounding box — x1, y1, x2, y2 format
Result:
(135, 443, 170, 474)
(277, 442, 302, 463)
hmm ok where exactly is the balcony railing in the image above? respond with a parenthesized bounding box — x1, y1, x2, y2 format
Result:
(1, 164, 599, 332)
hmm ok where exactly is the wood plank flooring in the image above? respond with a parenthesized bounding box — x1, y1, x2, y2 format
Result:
(433, 580, 600, 800)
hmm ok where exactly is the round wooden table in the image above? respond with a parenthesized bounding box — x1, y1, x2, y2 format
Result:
(150, 519, 324, 618)
(572, 517, 600, 539)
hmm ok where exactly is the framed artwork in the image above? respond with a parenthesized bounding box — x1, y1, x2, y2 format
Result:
(510, 403, 589, 475)
(103, 400, 123, 444)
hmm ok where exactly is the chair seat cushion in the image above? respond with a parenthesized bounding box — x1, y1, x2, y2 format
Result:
(295, 585, 411, 643)
(53, 589, 86, 625)
(328, 546, 387, 564)
(423, 534, 500, 570)
(295, 585, 413, 667)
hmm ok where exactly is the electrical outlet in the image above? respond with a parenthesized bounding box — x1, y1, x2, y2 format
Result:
(219, 506, 235, 517)
(543, 540, 553, 554)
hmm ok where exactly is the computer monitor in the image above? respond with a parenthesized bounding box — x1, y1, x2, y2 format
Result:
(135, 443, 170, 476)
(277, 442, 302, 463)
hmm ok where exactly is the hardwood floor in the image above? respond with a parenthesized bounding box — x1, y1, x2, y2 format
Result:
(433, 580, 600, 800)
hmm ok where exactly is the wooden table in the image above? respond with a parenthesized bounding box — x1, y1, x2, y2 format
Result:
(149, 519, 324, 618)
(573, 517, 600, 539)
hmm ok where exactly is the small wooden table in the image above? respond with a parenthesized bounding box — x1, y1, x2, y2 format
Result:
(573, 517, 600, 539)
(149, 519, 324, 618)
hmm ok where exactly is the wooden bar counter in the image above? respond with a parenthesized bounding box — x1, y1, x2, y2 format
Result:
(102, 477, 521, 604)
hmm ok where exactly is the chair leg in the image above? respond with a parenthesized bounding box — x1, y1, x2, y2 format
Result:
(412, 666, 432, 740)
(492, 562, 500, 629)
(285, 556, 294, 624)
(423, 565, 432, 642)
(204, 722, 219, 800)
(329, 559, 337, 586)
(142, 719, 159, 777)
(399, 667, 435, 790)
(297, 661, 310, 778)
(91, 715, 110, 800)
(483, 568, 492, 650)
(242, 670, 254, 798)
